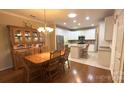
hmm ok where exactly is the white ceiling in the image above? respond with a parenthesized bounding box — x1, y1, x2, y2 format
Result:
(2, 9, 114, 30)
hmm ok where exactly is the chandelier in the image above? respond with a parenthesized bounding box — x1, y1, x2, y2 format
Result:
(37, 9, 54, 33)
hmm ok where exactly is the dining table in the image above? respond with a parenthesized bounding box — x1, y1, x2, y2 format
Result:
(24, 50, 65, 82)
(24, 51, 65, 64)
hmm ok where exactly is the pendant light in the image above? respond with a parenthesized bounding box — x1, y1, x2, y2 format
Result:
(37, 9, 54, 33)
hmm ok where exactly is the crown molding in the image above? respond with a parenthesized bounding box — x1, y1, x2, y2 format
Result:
(57, 24, 96, 31)
(56, 24, 71, 31)
(70, 26, 96, 31)
(0, 10, 44, 24)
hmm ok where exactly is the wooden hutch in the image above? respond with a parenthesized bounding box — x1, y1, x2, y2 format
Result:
(7, 25, 46, 69)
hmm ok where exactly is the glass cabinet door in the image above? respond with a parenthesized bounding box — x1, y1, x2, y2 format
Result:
(32, 32, 39, 44)
(39, 37, 43, 42)
(14, 30, 23, 45)
(25, 31, 31, 43)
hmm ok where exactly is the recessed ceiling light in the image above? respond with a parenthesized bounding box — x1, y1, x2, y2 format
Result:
(68, 13, 77, 18)
(73, 20, 77, 23)
(85, 16, 90, 20)
(91, 24, 94, 26)
(78, 23, 80, 26)
(64, 22, 66, 25)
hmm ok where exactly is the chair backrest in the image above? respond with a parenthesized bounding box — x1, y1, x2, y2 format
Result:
(64, 48, 70, 61)
(47, 56, 61, 77)
(49, 56, 60, 66)
(50, 50, 61, 59)
(86, 44, 89, 50)
(83, 44, 89, 51)
(64, 45, 68, 49)
(86, 44, 89, 48)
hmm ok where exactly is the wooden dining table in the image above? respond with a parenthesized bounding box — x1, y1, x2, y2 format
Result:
(25, 51, 65, 64)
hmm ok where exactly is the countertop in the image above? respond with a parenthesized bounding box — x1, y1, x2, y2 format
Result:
(68, 44, 87, 48)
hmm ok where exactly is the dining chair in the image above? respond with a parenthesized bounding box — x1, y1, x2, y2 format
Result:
(15, 51, 42, 83)
(50, 50, 61, 59)
(82, 43, 89, 58)
(46, 56, 62, 81)
(50, 50, 65, 72)
(45, 50, 62, 81)
(24, 61, 42, 83)
(60, 47, 70, 71)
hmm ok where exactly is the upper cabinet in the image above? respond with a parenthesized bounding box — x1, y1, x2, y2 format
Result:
(7, 25, 45, 50)
(68, 31, 79, 40)
(14, 28, 24, 45)
(24, 31, 31, 44)
(105, 16, 114, 41)
(32, 31, 39, 44)
(67, 29, 96, 40)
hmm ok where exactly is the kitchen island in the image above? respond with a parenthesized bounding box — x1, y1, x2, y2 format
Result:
(70, 44, 87, 59)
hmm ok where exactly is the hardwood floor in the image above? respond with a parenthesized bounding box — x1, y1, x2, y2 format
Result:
(0, 61, 113, 83)
(0, 68, 25, 83)
(48, 61, 113, 83)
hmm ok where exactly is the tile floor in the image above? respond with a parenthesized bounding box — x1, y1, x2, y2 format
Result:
(68, 52, 110, 70)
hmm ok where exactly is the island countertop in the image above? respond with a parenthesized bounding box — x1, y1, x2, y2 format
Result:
(69, 44, 88, 59)
(68, 44, 87, 48)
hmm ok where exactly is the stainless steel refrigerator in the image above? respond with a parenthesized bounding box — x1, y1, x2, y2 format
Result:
(56, 35, 64, 50)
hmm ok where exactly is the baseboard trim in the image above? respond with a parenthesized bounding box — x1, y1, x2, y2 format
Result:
(110, 69, 115, 83)
(0, 65, 13, 71)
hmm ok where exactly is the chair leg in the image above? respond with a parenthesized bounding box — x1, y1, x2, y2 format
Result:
(67, 60, 70, 69)
(62, 63, 65, 72)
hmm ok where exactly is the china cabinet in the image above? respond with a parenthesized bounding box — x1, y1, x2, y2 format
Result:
(7, 25, 46, 69)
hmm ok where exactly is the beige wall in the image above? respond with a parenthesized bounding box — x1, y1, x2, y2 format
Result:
(0, 11, 55, 71)
(0, 25, 13, 71)
(50, 29, 56, 51)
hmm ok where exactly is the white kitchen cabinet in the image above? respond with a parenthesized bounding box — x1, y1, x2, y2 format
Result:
(105, 16, 114, 41)
(68, 31, 78, 40)
(56, 27, 69, 43)
(56, 27, 96, 41)
(77, 29, 96, 40)
(68, 31, 72, 40)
